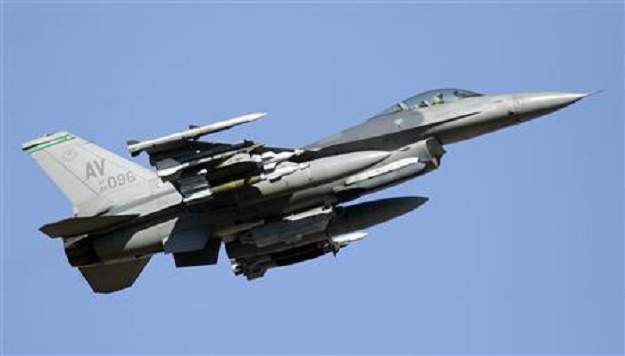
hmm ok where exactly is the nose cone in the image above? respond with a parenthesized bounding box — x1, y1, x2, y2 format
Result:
(513, 92, 591, 120)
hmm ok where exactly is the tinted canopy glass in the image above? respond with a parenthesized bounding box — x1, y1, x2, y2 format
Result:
(373, 88, 483, 118)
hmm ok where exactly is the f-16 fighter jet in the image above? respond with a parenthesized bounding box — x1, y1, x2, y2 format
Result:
(23, 88, 592, 293)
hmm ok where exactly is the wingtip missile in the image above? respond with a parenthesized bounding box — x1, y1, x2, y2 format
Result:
(127, 112, 267, 156)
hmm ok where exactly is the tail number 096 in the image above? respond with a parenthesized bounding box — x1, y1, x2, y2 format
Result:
(107, 171, 136, 189)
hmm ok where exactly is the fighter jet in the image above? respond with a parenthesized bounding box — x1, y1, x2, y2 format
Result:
(22, 88, 591, 293)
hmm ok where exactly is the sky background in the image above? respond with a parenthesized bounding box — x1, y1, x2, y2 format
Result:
(2, 1, 623, 355)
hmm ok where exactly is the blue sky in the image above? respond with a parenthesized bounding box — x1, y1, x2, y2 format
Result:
(2, 2, 623, 354)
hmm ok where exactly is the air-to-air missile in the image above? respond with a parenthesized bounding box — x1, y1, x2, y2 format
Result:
(23, 88, 593, 292)
(126, 112, 267, 156)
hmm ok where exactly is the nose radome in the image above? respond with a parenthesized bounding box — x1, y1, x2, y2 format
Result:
(514, 92, 591, 118)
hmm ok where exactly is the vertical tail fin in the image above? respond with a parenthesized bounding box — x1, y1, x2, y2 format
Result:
(22, 132, 156, 209)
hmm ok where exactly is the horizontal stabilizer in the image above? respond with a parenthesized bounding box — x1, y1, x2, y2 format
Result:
(40, 214, 139, 238)
(79, 257, 150, 294)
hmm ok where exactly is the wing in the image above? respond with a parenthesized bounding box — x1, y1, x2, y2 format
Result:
(78, 257, 150, 294)
(127, 113, 308, 205)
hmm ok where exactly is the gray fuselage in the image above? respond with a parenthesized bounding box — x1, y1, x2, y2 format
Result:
(89, 90, 587, 263)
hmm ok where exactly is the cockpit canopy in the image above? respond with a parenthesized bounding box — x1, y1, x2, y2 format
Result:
(373, 88, 483, 118)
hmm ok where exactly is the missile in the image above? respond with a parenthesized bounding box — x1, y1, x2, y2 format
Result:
(211, 176, 262, 195)
(331, 231, 367, 246)
(127, 112, 266, 156)
(156, 143, 262, 181)
(328, 231, 368, 255)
